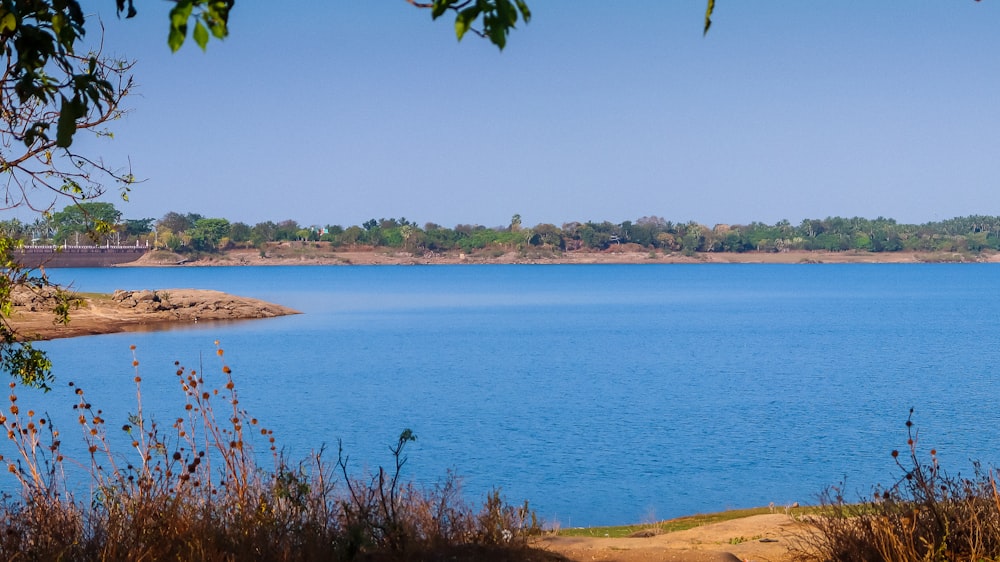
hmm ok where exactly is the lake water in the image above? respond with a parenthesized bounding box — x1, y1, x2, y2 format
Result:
(22, 264, 1000, 527)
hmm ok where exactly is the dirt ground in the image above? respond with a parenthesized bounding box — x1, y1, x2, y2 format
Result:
(535, 513, 814, 562)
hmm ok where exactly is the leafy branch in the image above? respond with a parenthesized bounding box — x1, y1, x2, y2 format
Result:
(406, 0, 531, 50)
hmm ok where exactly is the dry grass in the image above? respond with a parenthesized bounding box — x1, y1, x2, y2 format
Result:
(0, 342, 547, 561)
(800, 409, 1000, 562)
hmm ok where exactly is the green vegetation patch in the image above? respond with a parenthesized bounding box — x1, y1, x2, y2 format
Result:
(558, 506, 781, 538)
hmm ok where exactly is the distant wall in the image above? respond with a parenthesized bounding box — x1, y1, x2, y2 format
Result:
(15, 246, 149, 268)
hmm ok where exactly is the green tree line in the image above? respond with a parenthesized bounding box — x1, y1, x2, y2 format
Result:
(10, 205, 1000, 256)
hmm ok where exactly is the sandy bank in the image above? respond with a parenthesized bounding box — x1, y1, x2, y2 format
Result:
(537, 512, 814, 562)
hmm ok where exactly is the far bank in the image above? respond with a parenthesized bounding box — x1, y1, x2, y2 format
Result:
(129, 243, 1000, 267)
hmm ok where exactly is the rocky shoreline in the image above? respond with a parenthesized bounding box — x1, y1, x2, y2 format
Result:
(8, 287, 300, 341)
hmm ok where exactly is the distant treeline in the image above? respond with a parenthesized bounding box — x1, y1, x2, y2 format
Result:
(6, 204, 1000, 255)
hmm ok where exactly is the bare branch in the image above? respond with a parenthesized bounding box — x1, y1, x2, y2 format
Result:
(0, 43, 136, 214)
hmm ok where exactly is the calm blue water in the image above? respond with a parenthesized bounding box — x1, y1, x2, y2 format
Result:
(16, 264, 1000, 526)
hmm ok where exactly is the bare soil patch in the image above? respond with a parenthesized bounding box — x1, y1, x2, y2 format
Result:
(537, 513, 815, 562)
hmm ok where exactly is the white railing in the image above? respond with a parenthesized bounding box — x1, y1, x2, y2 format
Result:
(20, 242, 151, 252)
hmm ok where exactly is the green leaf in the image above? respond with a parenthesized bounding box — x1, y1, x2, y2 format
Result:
(66, 1, 85, 26)
(704, 0, 715, 36)
(431, 0, 451, 20)
(168, 25, 185, 52)
(485, 13, 507, 50)
(514, 0, 531, 23)
(193, 20, 208, 50)
(56, 96, 85, 148)
(204, 2, 232, 39)
(0, 12, 16, 33)
(168, 0, 193, 51)
(170, 1, 194, 29)
(497, 0, 516, 26)
(455, 6, 480, 41)
(209, 19, 227, 39)
(491, 30, 506, 50)
(23, 122, 47, 148)
(52, 13, 64, 37)
(2, 342, 56, 392)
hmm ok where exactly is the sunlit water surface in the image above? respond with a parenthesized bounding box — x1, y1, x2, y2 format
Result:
(22, 264, 1000, 527)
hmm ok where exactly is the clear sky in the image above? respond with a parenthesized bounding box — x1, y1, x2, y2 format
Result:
(66, 1, 1000, 229)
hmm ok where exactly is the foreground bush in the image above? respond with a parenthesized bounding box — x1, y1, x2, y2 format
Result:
(804, 409, 1000, 562)
(0, 343, 546, 561)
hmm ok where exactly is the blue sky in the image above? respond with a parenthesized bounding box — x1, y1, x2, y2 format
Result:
(68, 1, 1000, 228)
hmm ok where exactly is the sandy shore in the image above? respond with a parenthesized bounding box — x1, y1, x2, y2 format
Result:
(537, 513, 814, 561)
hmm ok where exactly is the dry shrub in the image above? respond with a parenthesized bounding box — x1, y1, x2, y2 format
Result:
(0, 342, 545, 561)
(803, 409, 1000, 562)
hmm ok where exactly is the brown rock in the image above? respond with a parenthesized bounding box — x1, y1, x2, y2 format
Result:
(6, 288, 300, 341)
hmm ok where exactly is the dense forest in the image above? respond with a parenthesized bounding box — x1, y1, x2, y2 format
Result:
(7, 203, 1000, 256)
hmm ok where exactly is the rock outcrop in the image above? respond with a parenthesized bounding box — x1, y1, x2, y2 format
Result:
(7, 288, 300, 341)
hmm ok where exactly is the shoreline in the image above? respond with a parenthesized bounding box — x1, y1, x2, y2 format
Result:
(9, 288, 300, 341)
(131, 246, 1000, 267)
